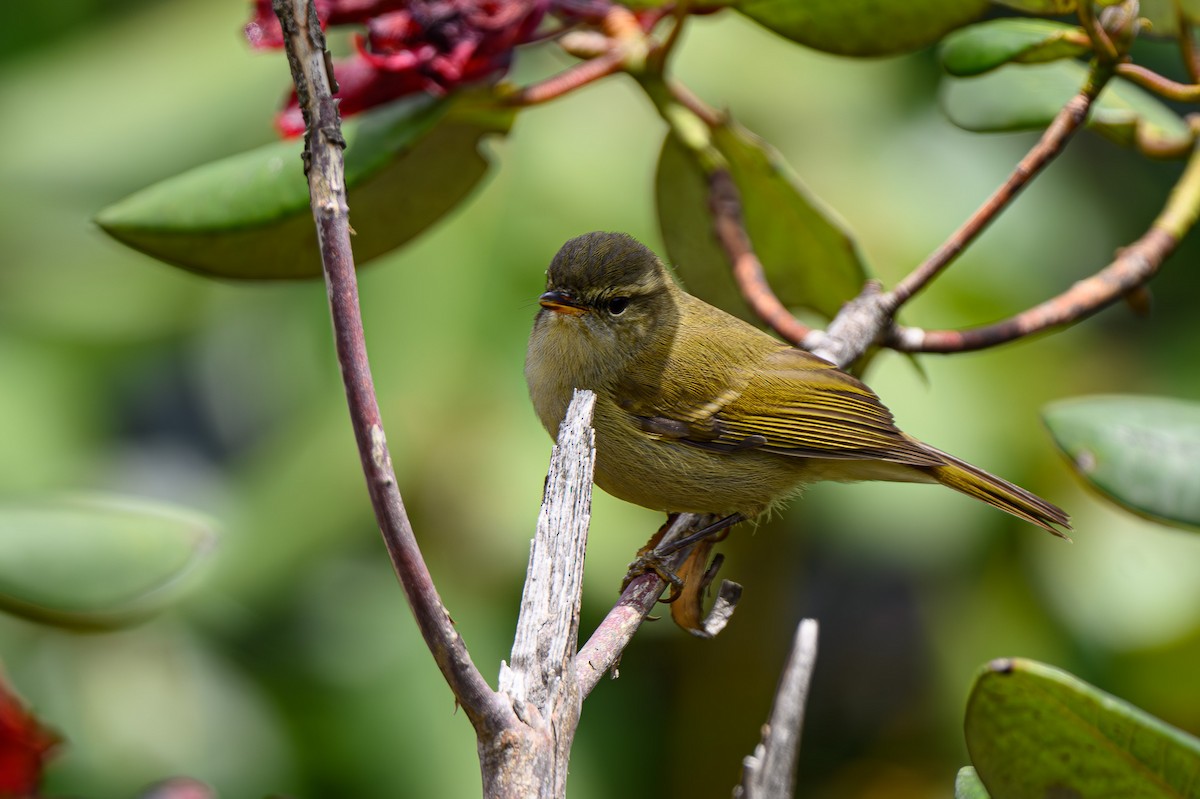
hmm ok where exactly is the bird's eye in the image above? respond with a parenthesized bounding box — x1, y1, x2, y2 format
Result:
(607, 296, 630, 315)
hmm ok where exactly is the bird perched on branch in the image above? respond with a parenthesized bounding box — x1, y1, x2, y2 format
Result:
(525, 231, 1069, 539)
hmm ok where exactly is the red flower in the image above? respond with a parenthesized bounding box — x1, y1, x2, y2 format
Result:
(0, 678, 60, 797)
(248, 0, 549, 136)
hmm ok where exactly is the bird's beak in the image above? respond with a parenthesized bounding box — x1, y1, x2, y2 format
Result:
(538, 289, 586, 316)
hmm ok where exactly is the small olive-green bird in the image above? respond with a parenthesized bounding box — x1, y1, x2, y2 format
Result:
(525, 231, 1069, 536)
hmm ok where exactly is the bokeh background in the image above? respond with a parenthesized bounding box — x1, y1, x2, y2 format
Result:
(4, 1, 1200, 797)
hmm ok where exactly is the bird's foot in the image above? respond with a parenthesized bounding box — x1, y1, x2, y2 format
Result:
(619, 513, 745, 601)
(621, 515, 686, 600)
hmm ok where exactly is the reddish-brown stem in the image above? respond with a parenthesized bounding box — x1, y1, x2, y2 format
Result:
(505, 48, 625, 106)
(888, 228, 1175, 353)
(1078, 2, 1120, 63)
(272, 0, 508, 734)
(1116, 62, 1200, 102)
(708, 169, 813, 346)
(884, 71, 1110, 313)
(889, 127, 1200, 354)
(668, 78, 722, 126)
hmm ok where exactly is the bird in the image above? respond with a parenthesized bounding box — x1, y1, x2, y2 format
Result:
(525, 231, 1069, 538)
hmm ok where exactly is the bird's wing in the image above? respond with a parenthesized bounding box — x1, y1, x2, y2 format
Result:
(618, 346, 941, 466)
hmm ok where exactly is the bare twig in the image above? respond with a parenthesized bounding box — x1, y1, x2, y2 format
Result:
(890, 135, 1200, 353)
(735, 619, 820, 799)
(505, 49, 626, 106)
(271, 0, 508, 732)
(1078, 2, 1120, 63)
(576, 513, 706, 696)
(1116, 62, 1200, 102)
(709, 170, 816, 347)
(882, 70, 1111, 314)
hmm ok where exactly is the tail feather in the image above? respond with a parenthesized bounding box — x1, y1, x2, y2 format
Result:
(921, 444, 1071, 538)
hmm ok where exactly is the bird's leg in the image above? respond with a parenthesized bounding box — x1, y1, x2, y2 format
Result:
(621, 513, 745, 602)
(656, 513, 745, 557)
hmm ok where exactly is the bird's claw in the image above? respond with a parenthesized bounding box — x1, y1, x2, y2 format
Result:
(620, 550, 685, 600)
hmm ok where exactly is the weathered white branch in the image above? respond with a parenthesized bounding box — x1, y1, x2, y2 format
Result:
(735, 618, 820, 799)
(490, 389, 596, 797)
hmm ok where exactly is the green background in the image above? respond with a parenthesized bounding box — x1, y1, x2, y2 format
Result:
(4, 2, 1200, 796)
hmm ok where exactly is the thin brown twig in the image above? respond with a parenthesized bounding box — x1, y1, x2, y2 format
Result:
(889, 133, 1200, 353)
(887, 228, 1174, 353)
(576, 513, 703, 697)
(1116, 62, 1200, 102)
(1078, 2, 1120, 63)
(708, 169, 814, 346)
(505, 48, 626, 106)
(883, 69, 1111, 313)
(272, 0, 508, 733)
(668, 78, 722, 126)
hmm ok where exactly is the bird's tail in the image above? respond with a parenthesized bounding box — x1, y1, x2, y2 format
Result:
(917, 442, 1070, 538)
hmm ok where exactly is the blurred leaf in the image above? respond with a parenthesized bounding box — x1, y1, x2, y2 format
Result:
(941, 61, 1194, 156)
(940, 19, 1091, 77)
(992, 0, 1078, 12)
(1139, 0, 1200, 38)
(735, 0, 989, 56)
(656, 133, 756, 319)
(966, 658, 1200, 798)
(655, 123, 869, 321)
(0, 495, 216, 630)
(955, 767, 991, 799)
(1043, 394, 1200, 529)
(96, 92, 515, 279)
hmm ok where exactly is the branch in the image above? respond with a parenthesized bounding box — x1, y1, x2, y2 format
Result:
(735, 619, 820, 799)
(1116, 62, 1200, 102)
(490, 390, 597, 797)
(709, 169, 816, 348)
(576, 513, 710, 696)
(271, 0, 507, 733)
(504, 48, 625, 106)
(889, 133, 1200, 353)
(882, 68, 1111, 313)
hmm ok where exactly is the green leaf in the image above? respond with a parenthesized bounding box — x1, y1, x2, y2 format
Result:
(655, 123, 870, 321)
(941, 61, 1195, 156)
(656, 133, 756, 320)
(0, 495, 217, 630)
(955, 767, 992, 799)
(96, 92, 515, 279)
(991, 0, 1078, 12)
(966, 658, 1200, 799)
(1042, 394, 1200, 529)
(940, 19, 1091, 77)
(735, 0, 990, 57)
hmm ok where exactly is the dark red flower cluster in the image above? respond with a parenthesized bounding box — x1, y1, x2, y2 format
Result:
(246, 0, 549, 136)
(0, 678, 59, 796)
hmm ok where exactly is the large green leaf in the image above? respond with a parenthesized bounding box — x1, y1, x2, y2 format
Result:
(655, 123, 869, 321)
(0, 495, 216, 629)
(1043, 394, 1200, 529)
(940, 19, 1091, 77)
(941, 61, 1194, 156)
(735, 0, 990, 57)
(966, 658, 1200, 798)
(96, 92, 515, 279)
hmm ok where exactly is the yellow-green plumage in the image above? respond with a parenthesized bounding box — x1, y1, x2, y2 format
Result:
(525, 232, 1069, 535)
